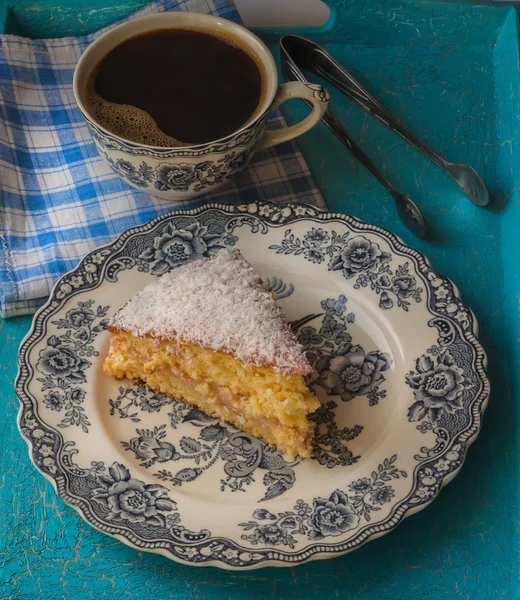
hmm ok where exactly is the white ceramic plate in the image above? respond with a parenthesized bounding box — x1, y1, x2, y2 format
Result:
(16, 202, 489, 569)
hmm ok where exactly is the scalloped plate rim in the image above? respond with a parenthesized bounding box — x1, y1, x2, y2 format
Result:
(15, 200, 490, 569)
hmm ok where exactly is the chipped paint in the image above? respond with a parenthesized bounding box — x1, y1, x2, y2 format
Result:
(0, 0, 518, 598)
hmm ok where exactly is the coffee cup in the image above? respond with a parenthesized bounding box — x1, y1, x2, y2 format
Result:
(73, 12, 329, 201)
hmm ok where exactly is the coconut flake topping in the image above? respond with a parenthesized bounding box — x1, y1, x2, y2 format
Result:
(109, 249, 311, 375)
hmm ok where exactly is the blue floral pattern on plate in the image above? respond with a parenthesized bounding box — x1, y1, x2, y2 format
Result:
(239, 455, 406, 548)
(36, 300, 109, 433)
(16, 202, 489, 569)
(270, 229, 423, 310)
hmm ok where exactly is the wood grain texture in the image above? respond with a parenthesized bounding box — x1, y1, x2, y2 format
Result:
(0, 0, 518, 598)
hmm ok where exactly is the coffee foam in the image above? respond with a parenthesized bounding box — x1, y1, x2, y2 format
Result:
(83, 27, 269, 148)
(85, 76, 188, 147)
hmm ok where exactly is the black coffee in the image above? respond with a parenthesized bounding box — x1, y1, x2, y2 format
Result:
(85, 28, 265, 146)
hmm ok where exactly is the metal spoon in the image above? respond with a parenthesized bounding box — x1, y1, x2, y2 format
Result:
(281, 35, 489, 207)
(320, 107, 428, 239)
(281, 43, 428, 238)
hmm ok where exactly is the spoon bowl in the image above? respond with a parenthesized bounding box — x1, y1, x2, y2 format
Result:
(445, 163, 489, 207)
(394, 193, 428, 239)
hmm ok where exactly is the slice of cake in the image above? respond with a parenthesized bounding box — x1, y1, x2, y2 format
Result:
(103, 248, 319, 457)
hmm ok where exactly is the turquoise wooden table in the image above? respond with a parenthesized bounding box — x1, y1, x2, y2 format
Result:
(1, 0, 518, 598)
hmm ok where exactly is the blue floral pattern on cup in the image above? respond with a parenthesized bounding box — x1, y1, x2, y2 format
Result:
(100, 147, 257, 194)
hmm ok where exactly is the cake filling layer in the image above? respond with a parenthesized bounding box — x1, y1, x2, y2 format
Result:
(103, 332, 319, 457)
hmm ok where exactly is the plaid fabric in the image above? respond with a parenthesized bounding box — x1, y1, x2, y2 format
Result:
(0, 0, 325, 318)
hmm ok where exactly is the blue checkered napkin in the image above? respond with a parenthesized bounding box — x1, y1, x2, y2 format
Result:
(0, 0, 325, 318)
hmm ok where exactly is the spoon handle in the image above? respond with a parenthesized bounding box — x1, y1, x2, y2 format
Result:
(282, 57, 427, 237)
(324, 110, 427, 238)
(310, 49, 448, 170)
(323, 110, 398, 197)
(283, 58, 399, 196)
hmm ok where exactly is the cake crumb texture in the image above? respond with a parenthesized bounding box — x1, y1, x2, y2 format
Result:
(103, 333, 319, 457)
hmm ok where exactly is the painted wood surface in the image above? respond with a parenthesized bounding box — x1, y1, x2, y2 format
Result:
(0, 1, 518, 598)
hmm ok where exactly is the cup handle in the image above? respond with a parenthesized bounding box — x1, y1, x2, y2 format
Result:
(260, 82, 330, 149)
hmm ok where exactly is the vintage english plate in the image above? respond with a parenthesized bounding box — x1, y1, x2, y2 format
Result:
(16, 202, 489, 569)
